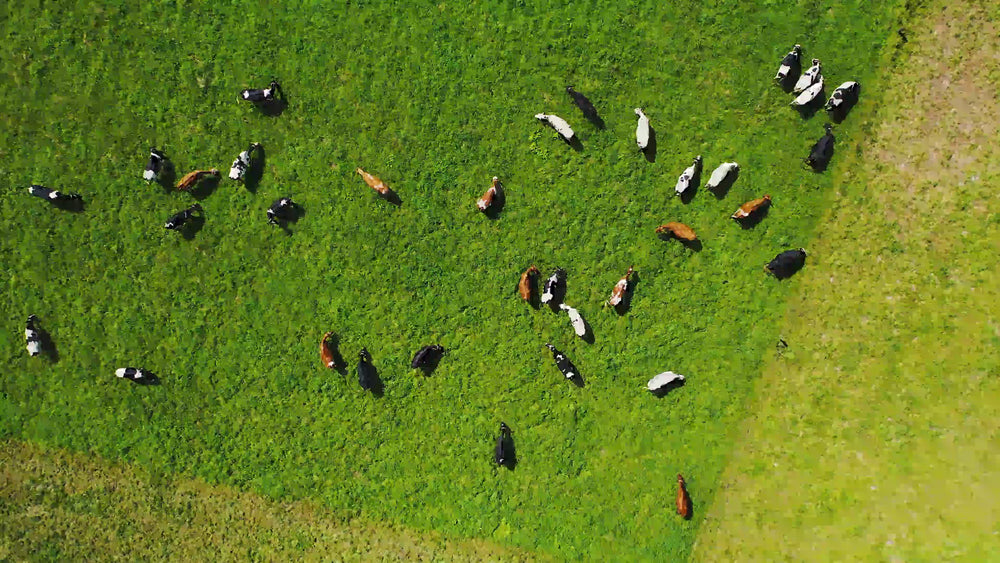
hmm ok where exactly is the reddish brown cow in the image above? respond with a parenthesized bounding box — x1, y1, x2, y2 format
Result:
(519, 265, 539, 301)
(356, 167, 390, 195)
(176, 168, 219, 191)
(477, 176, 502, 212)
(656, 222, 697, 242)
(607, 265, 634, 307)
(320, 332, 340, 369)
(732, 195, 771, 221)
(676, 474, 691, 519)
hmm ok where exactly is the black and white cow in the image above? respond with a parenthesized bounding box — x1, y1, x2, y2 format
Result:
(540, 268, 565, 305)
(545, 343, 578, 380)
(804, 124, 835, 171)
(116, 367, 156, 384)
(229, 142, 262, 181)
(824, 81, 860, 112)
(534, 113, 575, 143)
(793, 58, 822, 94)
(411, 345, 444, 369)
(766, 248, 807, 279)
(164, 203, 203, 231)
(144, 148, 168, 182)
(25, 315, 42, 357)
(357, 348, 377, 391)
(266, 197, 297, 225)
(494, 422, 513, 467)
(241, 79, 282, 103)
(675, 156, 703, 197)
(774, 44, 802, 82)
(26, 185, 81, 204)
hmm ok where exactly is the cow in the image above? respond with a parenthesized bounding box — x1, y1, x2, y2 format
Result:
(804, 124, 835, 171)
(647, 371, 685, 393)
(164, 203, 203, 231)
(241, 79, 282, 103)
(116, 367, 156, 384)
(357, 348, 377, 392)
(266, 197, 298, 225)
(705, 162, 739, 193)
(793, 58, 822, 94)
(566, 87, 600, 124)
(545, 343, 578, 380)
(320, 332, 342, 369)
(477, 176, 503, 212)
(518, 265, 539, 302)
(824, 81, 860, 111)
(774, 44, 802, 82)
(675, 156, 703, 197)
(411, 345, 444, 369)
(25, 315, 42, 357)
(634, 108, 651, 152)
(540, 268, 565, 305)
(175, 169, 219, 191)
(229, 142, 262, 181)
(494, 422, 513, 467)
(656, 222, 697, 242)
(534, 113, 575, 143)
(791, 76, 825, 107)
(26, 185, 82, 204)
(143, 148, 168, 182)
(766, 248, 807, 279)
(606, 265, 634, 307)
(558, 303, 587, 338)
(356, 167, 390, 196)
(731, 195, 771, 221)
(676, 474, 692, 519)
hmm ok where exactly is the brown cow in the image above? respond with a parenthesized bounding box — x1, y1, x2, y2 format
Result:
(676, 474, 691, 519)
(176, 168, 219, 191)
(320, 332, 340, 369)
(607, 265, 634, 307)
(732, 195, 771, 221)
(477, 176, 502, 212)
(356, 167, 389, 195)
(656, 222, 697, 241)
(518, 265, 539, 301)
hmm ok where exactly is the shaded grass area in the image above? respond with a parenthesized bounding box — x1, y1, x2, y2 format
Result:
(0, 1, 902, 559)
(0, 440, 534, 562)
(695, 1, 1000, 560)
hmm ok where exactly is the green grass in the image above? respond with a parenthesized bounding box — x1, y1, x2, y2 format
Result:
(1, 0, 904, 559)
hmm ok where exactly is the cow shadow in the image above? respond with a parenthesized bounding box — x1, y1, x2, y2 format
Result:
(272, 203, 305, 235)
(794, 88, 827, 120)
(190, 175, 221, 200)
(735, 205, 770, 229)
(580, 317, 595, 344)
(679, 167, 701, 204)
(708, 169, 738, 200)
(52, 197, 85, 213)
(682, 238, 703, 251)
(484, 187, 506, 220)
(362, 364, 385, 397)
(651, 377, 685, 398)
(244, 146, 266, 194)
(566, 135, 584, 152)
(179, 215, 206, 240)
(568, 369, 585, 388)
(586, 112, 606, 130)
(325, 333, 348, 375)
(155, 162, 177, 193)
(681, 492, 694, 520)
(614, 271, 640, 316)
(523, 275, 541, 310)
(37, 328, 59, 363)
(642, 126, 657, 163)
(778, 65, 801, 93)
(259, 86, 288, 117)
(378, 189, 402, 207)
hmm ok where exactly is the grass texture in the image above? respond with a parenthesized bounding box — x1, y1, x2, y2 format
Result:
(1, 0, 905, 559)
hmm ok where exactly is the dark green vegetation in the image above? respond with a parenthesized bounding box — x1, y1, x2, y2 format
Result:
(1, 1, 905, 559)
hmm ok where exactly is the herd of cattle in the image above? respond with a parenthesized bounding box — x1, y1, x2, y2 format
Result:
(20, 44, 856, 519)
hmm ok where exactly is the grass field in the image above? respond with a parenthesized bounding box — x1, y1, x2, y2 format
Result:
(2, 0, 910, 559)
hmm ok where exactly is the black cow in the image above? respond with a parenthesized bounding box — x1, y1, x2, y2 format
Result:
(27, 185, 81, 203)
(494, 422, 513, 467)
(566, 87, 602, 126)
(164, 203, 203, 231)
(266, 197, 298, 225)
(357, 348, 377, 391)
(411, 345, 444, 369)
(545, 343, 578, 381)
(804, 124, 835, 172)
(144, 148, 168, 182)
(766, 248, 807, 279)
(241, 79, 282, 103)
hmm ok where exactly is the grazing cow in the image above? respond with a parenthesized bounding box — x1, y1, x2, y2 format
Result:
(804, 124, 835, 171)
(320, 332, 340, 369)
(705, 162, 739, 193)
(791, 76, 825, 107)
(656, 222, 697, 242)
(774, 44, 802, 82)
(534, 113, 575, 143)
(545, 343, 578, 380)
(558, 303, 587, 338)
(766, 248, 807, 279)
(634, 108, 650, 151)
(540, 268, 564, 305)
(494, 422, 513, 466)
(116, 367, 155, 384)
(176, 169, 219, 191)
(825, 81, 860, 111)
(566, 87, 599, 122)
(229, 142, 262, 181)
(793, 58, 822, 94)
(357, 348, 377, 391)
(164, 203, 203, 231)
(477, 176, 502, 212)
(26, 185, 82, 203)
(25, 315, 42, 357)
(518, 265, 539, 302)
(143, 148, 167, 182)
(241, 79, 281, 103)
(731, 195, 771, 221)
(267, 197, 297, 225)
(411, 345, 444, 369)
(676, 474, 692, 518)
(606, 265, 634, 307)
(647, 371, 685, 393)
(356, 167, 390, 196)
(675, 156, 703, 197)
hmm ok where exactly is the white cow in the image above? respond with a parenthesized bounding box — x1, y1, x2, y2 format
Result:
(791, 77, 825, 106)
(705, 162, 739, 191)
(774, 44, 802, 82)
(634, 108, 650, 151)
(675, 156, 703, 197)
(535, 113, 575, 142)
(647, 371, 685, 392)
(559, 303, 587, 337)
(793, 58, 822, 94)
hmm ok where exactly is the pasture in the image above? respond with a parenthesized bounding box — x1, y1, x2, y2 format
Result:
(1, 0, 912, 559)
